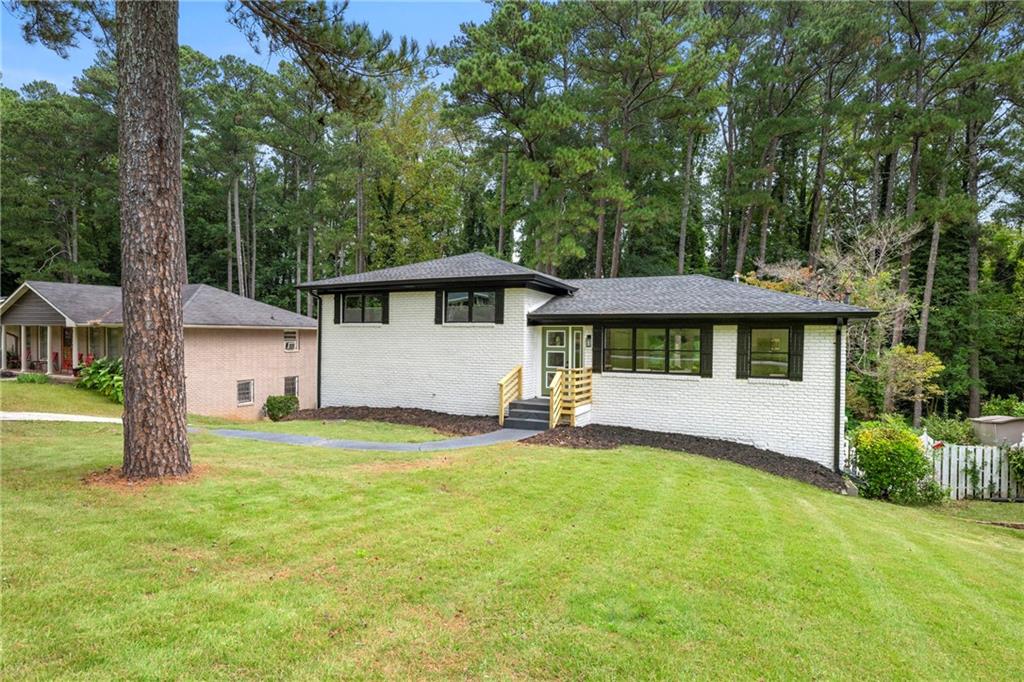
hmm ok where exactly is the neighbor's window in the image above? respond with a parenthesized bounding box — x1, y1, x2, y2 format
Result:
(342, 293, 384, 323)
(283, 330, 299, 352)
(445, 290, 495, 323)
(604, 326, 703, 375)
(284, 376, 298, 397)
(237, 379, 254, 406)
(750, 328, 789, 378)
(88, 327, 105, 357)
(106, 328, 123, 358)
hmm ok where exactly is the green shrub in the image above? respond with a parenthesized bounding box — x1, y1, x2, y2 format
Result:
(1007, 445, 1024, 483)
(77, 357, 124, 404)
(853, 415, 939, 505)
(981, 395, 1024, 417)
(265, 395, 298, 422)
(921, 415, 976, 444)
(15, 372, 49, 384)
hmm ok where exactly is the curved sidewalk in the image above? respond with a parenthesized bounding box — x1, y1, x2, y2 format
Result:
(0, 411, 123, 424)
(206, 427, 543, 452)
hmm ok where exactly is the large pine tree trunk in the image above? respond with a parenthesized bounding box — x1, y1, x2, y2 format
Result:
(233, 175, 246, 297)
(806, 122, 830, 268)
(497, 147, 508, 257)
(249, 169, 256, 299)
(117, 0, 191, 479)
(594, 198, 606, 278)
(965, 118, 982, 417)
(677, 132, 694, 275)
(226, 188, 233, 293)
(734, 137, 777, 275)
(355, 129, 367, 273)
(912, 136, 951, 427)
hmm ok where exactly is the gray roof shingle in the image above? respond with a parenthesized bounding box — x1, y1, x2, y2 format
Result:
(10, 281, 316, 328)
(300, 252, 576, 293)
(529, 275, 875, 320)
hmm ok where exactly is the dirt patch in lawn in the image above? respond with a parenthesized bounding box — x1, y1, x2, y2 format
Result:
(82, 464, 210, 490)
(525, 424, 846, 493)
(976, 520, 1024, 530)
(283, 406, 498, 436)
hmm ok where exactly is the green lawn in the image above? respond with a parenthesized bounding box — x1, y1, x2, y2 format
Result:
(191, 415, 445, 443)
(0, 380, 123, 418)
(3, 421, 1022, 679)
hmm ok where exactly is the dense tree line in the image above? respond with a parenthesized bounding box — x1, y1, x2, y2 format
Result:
(3, 0, 1022, 423)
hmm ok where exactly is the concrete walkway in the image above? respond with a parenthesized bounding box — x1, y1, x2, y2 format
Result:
(1, 411, 542, 451)
(206, 427, 543, 452)
(0, 411, 122, 424)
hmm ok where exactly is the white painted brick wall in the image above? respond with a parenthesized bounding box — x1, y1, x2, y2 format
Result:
(320, 288, 552, 415)
(589, 324, 844, 467)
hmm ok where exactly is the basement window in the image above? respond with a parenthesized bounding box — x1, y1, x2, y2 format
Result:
(284, 376, 298, 397)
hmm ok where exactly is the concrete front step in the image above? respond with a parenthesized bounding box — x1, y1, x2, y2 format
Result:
(503, 416, 549, 430)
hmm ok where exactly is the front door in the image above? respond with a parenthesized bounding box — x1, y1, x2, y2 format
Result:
(541, 326, 583, 396)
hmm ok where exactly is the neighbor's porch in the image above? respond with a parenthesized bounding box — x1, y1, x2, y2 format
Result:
(1, 324, 122, 375)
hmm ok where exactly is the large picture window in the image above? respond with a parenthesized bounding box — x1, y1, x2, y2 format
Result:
(445, 289, 496, 323)
(342, 293, 384, 323)
(603, 326, 705, 375)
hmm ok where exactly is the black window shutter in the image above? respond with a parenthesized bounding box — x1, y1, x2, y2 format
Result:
(434, 290, 444, 324)
(736, 324, 751, 379)
(494, 288, 504, 324)
(789, 324, 804, 381)
(592, 324, 603, 373)
(333, 293, 341, 324)
(381, 292, 389, 324)
(699, 326, 713, 378)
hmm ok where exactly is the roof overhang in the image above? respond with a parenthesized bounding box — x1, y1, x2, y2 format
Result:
(527, 311, 877, 325)
(300, 273, 577, 296)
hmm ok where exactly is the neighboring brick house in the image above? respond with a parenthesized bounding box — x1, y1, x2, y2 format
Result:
(1, 281, 316, 419)
(301, 252, 875, 470)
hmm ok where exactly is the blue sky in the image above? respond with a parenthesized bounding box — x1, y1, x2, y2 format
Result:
(1, 0, 490, 92)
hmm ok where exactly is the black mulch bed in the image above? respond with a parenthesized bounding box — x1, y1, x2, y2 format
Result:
(282, 406, 499, 437)
(524, 424, 846, 493)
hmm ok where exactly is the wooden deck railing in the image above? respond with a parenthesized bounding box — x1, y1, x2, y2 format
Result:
(548, 369, 564, 429)
(550, 367, 593, 428)
(497, 364, 523, 426)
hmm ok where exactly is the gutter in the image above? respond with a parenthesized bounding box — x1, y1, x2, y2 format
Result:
(313, 292, 322, 409)
(834, 318, 844, 473)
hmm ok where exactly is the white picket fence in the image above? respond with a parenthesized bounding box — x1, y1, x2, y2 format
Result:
(841, 432, 1024, 501)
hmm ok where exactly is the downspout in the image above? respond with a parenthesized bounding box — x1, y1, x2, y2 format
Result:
(833, 318, 844, 473)
(313, 291, 322, 409)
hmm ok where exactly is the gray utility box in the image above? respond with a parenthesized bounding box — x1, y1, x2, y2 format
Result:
(969, 416, 1024, 446)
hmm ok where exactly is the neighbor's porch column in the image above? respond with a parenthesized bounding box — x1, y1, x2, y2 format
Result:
(45, 325, 54, 374)
(20, 324, 28, 370)
(0, 324, 6, 370)
(71, 326, 79, 369)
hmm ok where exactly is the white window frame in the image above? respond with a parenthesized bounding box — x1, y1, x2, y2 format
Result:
(237, 379, 254, 406)
(284, 375, 298, 397)
(283, 330, 299, 352)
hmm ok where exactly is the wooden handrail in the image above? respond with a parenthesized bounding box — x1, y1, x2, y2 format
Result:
(497, 364, 523, 426)
(548, 369, 564, 429)
(551, 367, 593, 427)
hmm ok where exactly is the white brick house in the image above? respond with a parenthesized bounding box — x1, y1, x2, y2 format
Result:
(303, 253, 874, 470)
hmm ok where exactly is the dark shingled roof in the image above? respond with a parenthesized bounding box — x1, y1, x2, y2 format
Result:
(300, 251, 576, 293)
(529, 275, 875, 320)
(6, 281, 316, 328)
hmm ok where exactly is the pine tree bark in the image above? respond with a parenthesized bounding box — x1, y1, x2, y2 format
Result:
(734, 137, 777, 275)
(609, 146, 630, 278)
(226, 188, 234, 293)
(117, 0, 191, 479)
(806, 122, 830, 268)
(249, 168, 256, 299)
(594, 198, 606, 278)
(677, 132, 694, 275)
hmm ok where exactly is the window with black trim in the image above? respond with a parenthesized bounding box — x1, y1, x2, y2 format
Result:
(603, 326, 703, 375)
(284, 376, 298, 397)
(445, 289, 496, 323)
(237, 379, 254, 406)
(750, 328, 790, 378)
(342, 293, 383, 323)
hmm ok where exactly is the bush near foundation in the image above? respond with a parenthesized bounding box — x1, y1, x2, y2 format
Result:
(265, 395, 299, 422)
(853, 415, 942, 505)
